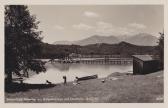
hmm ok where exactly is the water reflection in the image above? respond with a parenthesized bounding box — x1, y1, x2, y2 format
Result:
(24, 63, 132, 84)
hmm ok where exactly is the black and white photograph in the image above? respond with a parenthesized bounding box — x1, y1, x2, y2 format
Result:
(4, 4, 164, 103)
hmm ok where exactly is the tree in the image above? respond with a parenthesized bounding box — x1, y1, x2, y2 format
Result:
(158, 31, 164, 69)
(5, 5, 46, 83)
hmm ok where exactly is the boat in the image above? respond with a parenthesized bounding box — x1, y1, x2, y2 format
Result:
(77, 74, 98, 81)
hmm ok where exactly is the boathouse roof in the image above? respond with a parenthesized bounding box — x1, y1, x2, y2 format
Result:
(132, 55, 154, 61)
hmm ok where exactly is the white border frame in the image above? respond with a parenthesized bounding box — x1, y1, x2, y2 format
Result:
(0, 0, 167, 108)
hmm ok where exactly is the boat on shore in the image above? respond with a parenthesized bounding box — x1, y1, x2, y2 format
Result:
(77, 75, 98, 81)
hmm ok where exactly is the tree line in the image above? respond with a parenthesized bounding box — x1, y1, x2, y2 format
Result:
(40, 42, 159, 59)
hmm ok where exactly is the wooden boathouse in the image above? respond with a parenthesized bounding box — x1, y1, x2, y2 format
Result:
(132, 55, 160, 75)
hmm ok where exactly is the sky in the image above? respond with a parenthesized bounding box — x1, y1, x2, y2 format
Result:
(28, 5, 163, 44)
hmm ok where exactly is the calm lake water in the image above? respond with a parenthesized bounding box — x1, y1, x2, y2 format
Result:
(24, 62, 132, 84)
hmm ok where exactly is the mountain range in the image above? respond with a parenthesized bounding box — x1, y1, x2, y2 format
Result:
(53, 33, 159, 46)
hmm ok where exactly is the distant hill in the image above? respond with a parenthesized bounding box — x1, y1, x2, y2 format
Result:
(53, 41, 72, 45)
(74, 35, 120, 46)
(40, 41, 159, 59)
(53, 35, 120, 46)
(124, 33, 158, 46)
(53, 33, 158, 46)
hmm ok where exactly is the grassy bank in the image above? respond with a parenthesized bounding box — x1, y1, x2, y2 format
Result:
(5, 70, 163, 103)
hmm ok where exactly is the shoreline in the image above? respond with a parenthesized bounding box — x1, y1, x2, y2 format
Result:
(13, 70, 133, 85)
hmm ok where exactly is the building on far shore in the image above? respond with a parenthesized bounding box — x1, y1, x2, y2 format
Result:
(132, 55, 160, 75)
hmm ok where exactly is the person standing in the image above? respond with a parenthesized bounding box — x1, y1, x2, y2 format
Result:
(63, 76, 67, 85)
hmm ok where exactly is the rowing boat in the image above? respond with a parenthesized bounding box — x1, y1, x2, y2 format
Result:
(77, 75, 98, 81)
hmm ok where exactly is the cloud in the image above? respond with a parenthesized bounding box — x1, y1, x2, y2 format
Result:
(117, 27, 138, 35)
(128, 23, 146, 29)
(53, 25, 64, 30)
(95, 21, 139, 36)
(72, 21, 146, 36)
(83, 11, 99, 18)
(72, 23, 94, 30)
(95, 21, 115, 35)
(97, 21, 113, 29)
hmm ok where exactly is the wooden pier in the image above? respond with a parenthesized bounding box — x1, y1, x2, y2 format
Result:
(54, 58, 133, 65)
(79, 58, 132, 65)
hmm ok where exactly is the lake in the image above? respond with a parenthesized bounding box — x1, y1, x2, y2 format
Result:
(24, 62, 132, 84)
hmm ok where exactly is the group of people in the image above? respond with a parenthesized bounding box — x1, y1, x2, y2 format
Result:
(63, 76, 80, 85)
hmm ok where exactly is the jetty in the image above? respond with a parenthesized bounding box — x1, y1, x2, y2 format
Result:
(51, 58, 133, 65)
